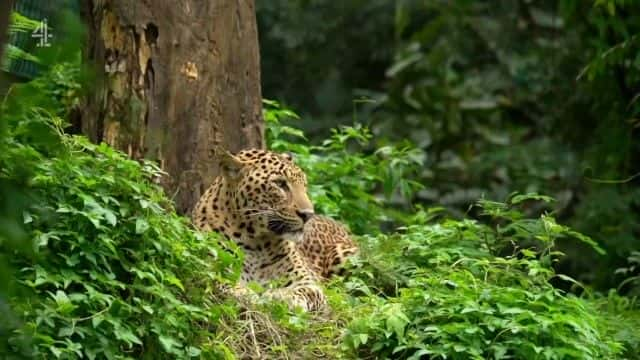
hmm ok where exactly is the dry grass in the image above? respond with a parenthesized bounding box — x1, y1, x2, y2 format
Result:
(216, 291, 346, 359)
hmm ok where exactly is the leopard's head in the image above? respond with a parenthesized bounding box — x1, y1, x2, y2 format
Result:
(219, 149, 314, 242)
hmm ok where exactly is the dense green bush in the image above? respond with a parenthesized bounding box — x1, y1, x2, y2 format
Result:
(1, 65, 241, 359)
(265, 100, 424, 234)
(16, 139, 240, 359)
(342, 202, 619, 359)
(265, 105, 640, 360)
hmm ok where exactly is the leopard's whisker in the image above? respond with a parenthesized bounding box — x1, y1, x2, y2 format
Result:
(238, 207, 276, 213)
(246, 210, 276, 217)
(238, 208, 277, 217)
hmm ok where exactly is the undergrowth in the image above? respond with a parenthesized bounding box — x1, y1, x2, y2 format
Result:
(1, 64, 639, 359)
(263, 101, 640, 359)
(1, 65, 241, 359)
(342, 208, 617, 359)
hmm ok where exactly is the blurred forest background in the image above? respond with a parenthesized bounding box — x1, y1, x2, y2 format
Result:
(257, 0, 640, 291)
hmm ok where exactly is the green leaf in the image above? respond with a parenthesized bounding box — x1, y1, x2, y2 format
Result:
(186, 346, 202, 357)
(50, 347, 62, 358)
(509, 192, 555, 205)
(91, 315, 104, 328)
(384, 304, 409, 339)
(115, 326, 142, 346)
(104, 210, 117, 226)
(135, 218, 150, 234)
(158, 335, 180, 352)
(166, 275, 185, 291)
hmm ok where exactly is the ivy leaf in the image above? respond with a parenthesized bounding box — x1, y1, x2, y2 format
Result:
(166, 275, 185, 291)
(158, 335, 180, 352)
(91, 315, 104, 328)
(104, 210, 117, 226)
(186, 346, 202, 357)
(136, 218, 150, 234)
(384, 304, 410, 339)
(115, 326, 142, 346)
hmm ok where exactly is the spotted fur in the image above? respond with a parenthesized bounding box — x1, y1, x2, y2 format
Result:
(192, 149, 357, 311)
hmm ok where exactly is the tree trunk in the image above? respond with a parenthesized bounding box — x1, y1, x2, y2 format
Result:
(0, 0, 15, 62)
(80, 0, 264, 213)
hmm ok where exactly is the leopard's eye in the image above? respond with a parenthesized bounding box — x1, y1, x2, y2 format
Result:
(274, 179, 288, 190)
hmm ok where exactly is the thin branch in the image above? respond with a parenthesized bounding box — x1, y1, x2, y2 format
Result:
(585, 171, 640, 184)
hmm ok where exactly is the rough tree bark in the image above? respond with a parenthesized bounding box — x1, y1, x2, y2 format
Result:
(80, 0, 264, 213)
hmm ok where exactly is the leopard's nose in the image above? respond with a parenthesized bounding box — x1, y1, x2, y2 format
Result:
(296, 209, 315, 223)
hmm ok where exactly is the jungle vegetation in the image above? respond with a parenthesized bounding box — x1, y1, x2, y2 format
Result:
(1, 0, 639, 359)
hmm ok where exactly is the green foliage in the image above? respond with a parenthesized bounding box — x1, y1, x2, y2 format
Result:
(342, 199, 622, 359)
(1, 79, 638, 359)
(258, 0, 640, 292)
(1, 64, 241, 360)
(0, 54, 81, 357)
(265, 102, 640, 360)
(596, 290, 640, 358)
(3, 12, 42, 71)
(265, 99, 424, 234)
(10, 137, 240, 359)
(617, 251, 640, 297)
(1, 50, 86, 321)
(257, 0, 395, 128)
(1, 12, 91, 349)
(368, 1, 587, 210)
(2, 5, 639, 356)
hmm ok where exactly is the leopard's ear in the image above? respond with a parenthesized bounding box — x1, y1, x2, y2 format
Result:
(280, 152, 294, 162)
(217, 148, 245, 181)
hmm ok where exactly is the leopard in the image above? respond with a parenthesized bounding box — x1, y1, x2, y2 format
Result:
(192, 148, 357, 312)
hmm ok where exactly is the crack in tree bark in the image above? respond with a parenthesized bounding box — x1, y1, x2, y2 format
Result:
(80, 0, 264, 213)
